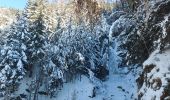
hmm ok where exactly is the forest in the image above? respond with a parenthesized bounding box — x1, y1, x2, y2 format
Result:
(0, 0, 170, 100)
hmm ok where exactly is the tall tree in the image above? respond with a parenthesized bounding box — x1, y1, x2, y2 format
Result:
(74, 0, 101, 31)
(0, 12, 28, 98)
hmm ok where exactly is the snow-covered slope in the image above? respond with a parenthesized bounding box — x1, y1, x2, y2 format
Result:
(0, 8, 17, 29)
(138, 48, 170, 100)
(44, 71, 139, 100)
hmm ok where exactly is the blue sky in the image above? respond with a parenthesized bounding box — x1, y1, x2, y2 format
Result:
(0, 0, 27, 9)
(0, 0, 116, 9)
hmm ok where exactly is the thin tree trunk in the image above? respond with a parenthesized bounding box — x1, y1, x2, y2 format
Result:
(33, 76, 40, 100)
(33, 62, 43, 100)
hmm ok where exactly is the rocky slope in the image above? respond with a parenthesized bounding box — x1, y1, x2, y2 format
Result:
(109, 0, 170, 99)
(137, 0, 170, 99)
(139, 49, 170, 100)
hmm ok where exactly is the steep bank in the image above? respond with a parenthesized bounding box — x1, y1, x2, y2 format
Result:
(109, 0, 170, 99)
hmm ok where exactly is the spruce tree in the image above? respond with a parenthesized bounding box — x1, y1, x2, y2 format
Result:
(0, 12, 28, 96)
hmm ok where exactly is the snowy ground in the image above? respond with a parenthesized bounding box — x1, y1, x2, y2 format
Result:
(1, 47, 140, 100)
(53, 71, 138, 100)
(11, 48, 170, 100)
(13, 70, 138, 100)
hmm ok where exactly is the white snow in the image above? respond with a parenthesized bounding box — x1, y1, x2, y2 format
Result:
(76, 53, 85, 62)
(11, 67, 138, 100)
(17, 59, 24, 73)
(21, 43, 27, 50)
(54, 76, 95, 100)
(52, 70, 138, 100)
(159, 14, 170, 39)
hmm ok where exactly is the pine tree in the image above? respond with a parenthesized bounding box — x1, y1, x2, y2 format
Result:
(74, 0, 101, 31)
(24, 1, 56, 99)
(0, 13, 28, 96)
(0, 0, 50, 96)
(23, 0, 49, 64)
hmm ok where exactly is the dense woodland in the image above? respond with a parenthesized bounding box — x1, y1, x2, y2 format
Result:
(0, 0, 170, 100)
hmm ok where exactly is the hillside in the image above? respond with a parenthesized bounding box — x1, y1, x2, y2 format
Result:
(0, 8, 18, 29)
(0, 0, 170, 100)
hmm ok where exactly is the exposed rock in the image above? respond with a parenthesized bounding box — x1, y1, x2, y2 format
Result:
(143, 64, 155, 73)
(109, 0, 170, 67)
(108, 1, 170, 99)
(20, 94, 27, 98)
(138, 49, 170, 100)
(94, 65, 109, 81)
(38, 91, 49, 95)
(151, 78, 162, 91)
